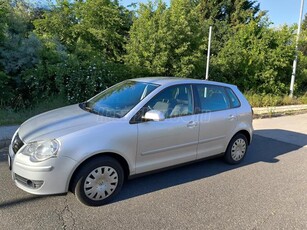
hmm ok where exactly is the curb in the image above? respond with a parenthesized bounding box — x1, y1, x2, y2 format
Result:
(253, 104, 307, 115)
(253, 104, 307, 118)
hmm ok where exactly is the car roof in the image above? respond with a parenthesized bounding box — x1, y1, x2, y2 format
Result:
(131, 77, 237, 88)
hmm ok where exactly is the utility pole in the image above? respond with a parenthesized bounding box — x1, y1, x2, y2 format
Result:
(290, 0, 304, 97)
(205, 26, 212, 80)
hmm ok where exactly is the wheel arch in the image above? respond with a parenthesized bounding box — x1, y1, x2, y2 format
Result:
(235, 130, 251, 145)
(68, 152, 130, 192)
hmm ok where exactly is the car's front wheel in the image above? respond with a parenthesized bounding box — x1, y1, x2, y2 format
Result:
(72, 156, 124, 206)
(224, 133, 248, 164)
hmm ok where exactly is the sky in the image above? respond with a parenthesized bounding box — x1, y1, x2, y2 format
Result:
(258, 0, 304, 26)
(120, 0, 306, 27)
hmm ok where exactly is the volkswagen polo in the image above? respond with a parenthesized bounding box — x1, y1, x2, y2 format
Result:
(8, 77, 253, 206)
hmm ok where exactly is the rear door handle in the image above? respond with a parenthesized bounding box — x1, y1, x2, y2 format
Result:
(228, 114, 236, 120)
(187, 121, 198, 128)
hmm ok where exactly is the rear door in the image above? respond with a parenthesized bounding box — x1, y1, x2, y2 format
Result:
(194, 84, 238, 159)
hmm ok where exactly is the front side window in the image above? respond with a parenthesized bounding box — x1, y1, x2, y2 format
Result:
(144, 84, 194, 118)
(81, 80, 159, 118)
(195, 84, 230, 112)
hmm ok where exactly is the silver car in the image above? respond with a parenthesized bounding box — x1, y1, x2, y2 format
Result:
(8, 77, 253, 206)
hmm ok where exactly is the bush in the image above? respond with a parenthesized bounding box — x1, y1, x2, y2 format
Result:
(245, 93, 307, 107)
(21, 55, 150, 105)
(0, 71, 14, 107)
(54, 57, 149, 103)
(298, 93, 307, 104)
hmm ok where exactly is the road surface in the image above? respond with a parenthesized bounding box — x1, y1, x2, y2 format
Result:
(0, 114, 307, 229)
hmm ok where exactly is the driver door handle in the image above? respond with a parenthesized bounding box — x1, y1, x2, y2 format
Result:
(187, 121, 198, 128)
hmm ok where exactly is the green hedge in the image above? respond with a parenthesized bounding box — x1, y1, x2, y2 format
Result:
(20, 57, 149, 106)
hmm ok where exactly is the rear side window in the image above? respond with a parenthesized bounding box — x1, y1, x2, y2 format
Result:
(195, 84, 230, 112)
(225, 88, 241, 108)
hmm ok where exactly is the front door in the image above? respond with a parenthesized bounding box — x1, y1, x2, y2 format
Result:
(135, 84, 199, 173)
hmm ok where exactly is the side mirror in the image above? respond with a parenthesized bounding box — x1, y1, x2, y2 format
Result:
(143, 110, 165, 122)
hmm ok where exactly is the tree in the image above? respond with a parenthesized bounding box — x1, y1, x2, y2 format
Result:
(0, 0, 44, 107)
(211, 20, 296, 94)
(76, 0, 131, 61)
(0, 0, 9, 42)
(34, 0, 79, 53)
(125, 1, 170, 74)
(0, 0, 42, 75)
(125, 0, 206, 77)
(166, 0, 206, 77)
(34, 0, 131, 61)
(296, 13, 307, 92)
(198, 0, 261, 26)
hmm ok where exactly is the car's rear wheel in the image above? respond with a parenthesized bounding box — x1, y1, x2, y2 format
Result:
(72, 156, 124, 206)
(224, 133, 248, 164)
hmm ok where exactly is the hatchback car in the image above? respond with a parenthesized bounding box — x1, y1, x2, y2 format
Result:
(8, 77, 253, 206)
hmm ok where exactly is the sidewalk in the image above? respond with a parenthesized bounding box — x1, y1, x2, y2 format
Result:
(253, 113, 307, 147)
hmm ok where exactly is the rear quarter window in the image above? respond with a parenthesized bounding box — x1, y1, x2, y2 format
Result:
(225, 88, 241, 108)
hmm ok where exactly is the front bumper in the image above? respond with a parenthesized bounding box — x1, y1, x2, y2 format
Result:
(9, 144, 77, 195)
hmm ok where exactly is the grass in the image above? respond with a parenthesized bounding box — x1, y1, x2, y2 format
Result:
(0, 95, 69, 126)
(245, 93, 307, 107)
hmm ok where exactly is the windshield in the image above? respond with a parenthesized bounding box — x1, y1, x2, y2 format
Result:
(80, 80, 159, 118)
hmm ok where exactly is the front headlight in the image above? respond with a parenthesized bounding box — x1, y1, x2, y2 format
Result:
(20, 140, 60, 162)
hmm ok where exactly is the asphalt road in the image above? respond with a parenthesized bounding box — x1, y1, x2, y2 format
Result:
(1, 116, 307, 230)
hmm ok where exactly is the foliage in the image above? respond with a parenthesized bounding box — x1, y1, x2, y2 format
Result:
(34, 0, 80, 53)
(0, 0, 307, 115)
(21, 55, 149, 104)
(297, 16, 307, 93)
(76, 0, 132, 61)
(211, 21, 295, 94)
(0, 0, 45, 109)
(166, 0, 206, 77)
(125, 0, 206, 77)
(198, 0, 261, 25)
(245, 93, 307, 107)
(34, 0, 131, 61)
(0, 33, 42, 75)
(125, 1, 169, 75)
(0, 71, 14, 106)
(0, 0, 9, 42)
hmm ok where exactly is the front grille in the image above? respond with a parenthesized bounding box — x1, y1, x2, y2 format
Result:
(12, 133, 24, 154)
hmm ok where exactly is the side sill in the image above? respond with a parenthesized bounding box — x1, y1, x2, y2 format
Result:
(128, 152, 225, 180)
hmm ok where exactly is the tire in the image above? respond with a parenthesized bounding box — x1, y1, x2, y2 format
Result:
(224, 133, 248, 164)
(72, 156, 124, 206)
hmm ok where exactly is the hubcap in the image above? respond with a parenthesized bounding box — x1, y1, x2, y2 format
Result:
(231, 138, 246, 161)
(84, 166, 118, 201)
